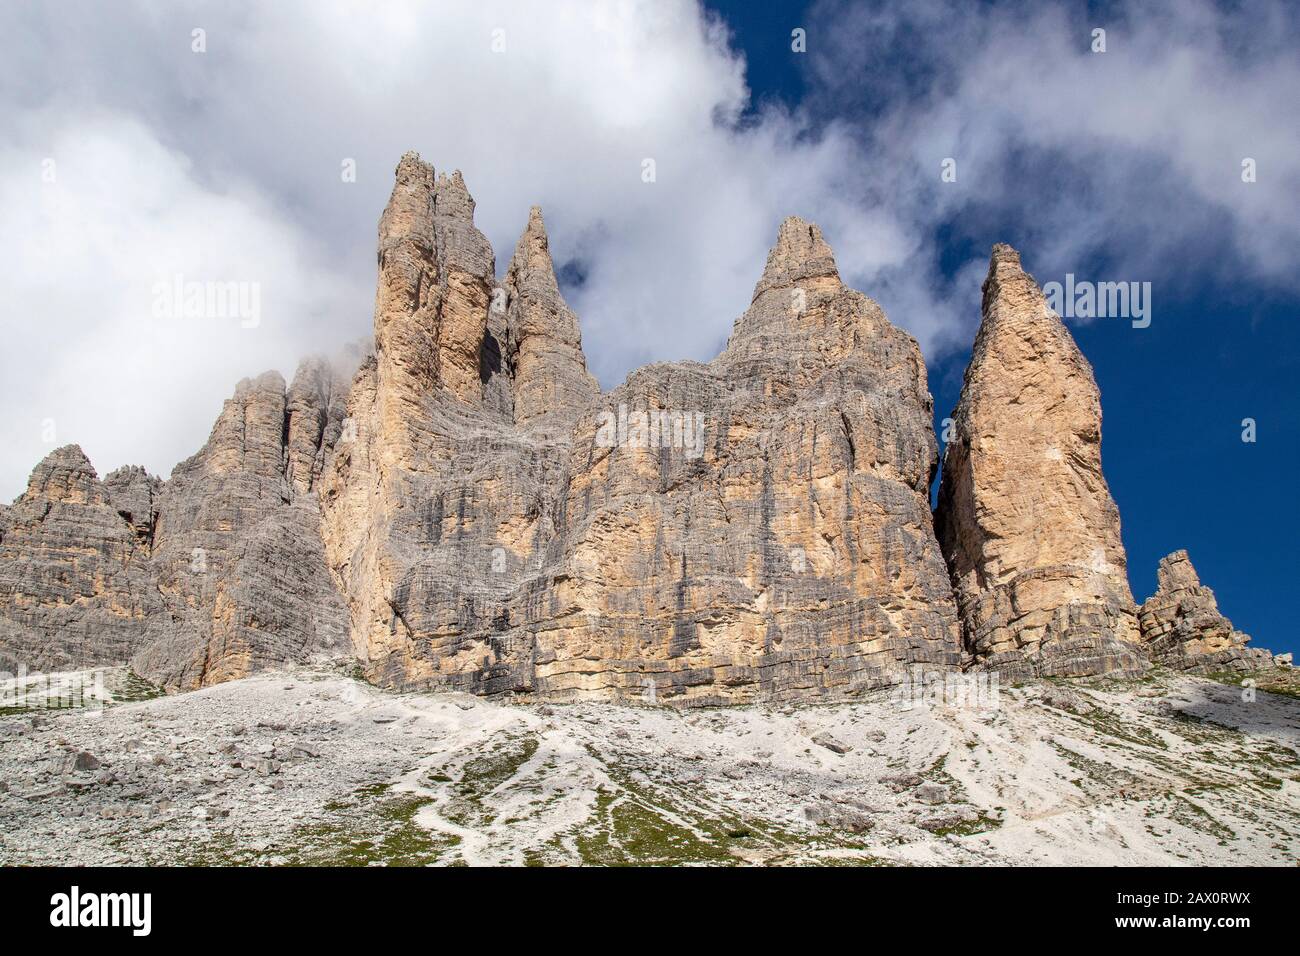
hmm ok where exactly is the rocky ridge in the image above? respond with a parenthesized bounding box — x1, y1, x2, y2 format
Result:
(0, 153, 1282, 698)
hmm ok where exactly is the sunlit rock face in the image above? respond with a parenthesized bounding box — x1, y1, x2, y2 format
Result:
(1138, 550, 1272, 674)
(11, 154, 1274, 699)
(934, 244, 1145, 679)
(320, 155, 962, 703)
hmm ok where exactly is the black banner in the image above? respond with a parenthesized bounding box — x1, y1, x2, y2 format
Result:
(0, 866, 1291, 942)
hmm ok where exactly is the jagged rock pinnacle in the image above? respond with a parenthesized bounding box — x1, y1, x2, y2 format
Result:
(502, 204, 598, 427)
(752, 215, 840, 301)
(935, 244, 1143, 678)
(1138, 550, 1273, 673)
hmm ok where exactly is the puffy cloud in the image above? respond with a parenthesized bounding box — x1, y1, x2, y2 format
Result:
(0, 111, 359, 499)
(0, 0, 889, 499)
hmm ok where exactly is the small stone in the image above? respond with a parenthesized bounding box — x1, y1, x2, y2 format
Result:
(68, 750, 101, 772)
(880, 773, 922, 793)
(811, 732, 852, 754)
(913, 783, 951, 805)
(1040, 686, 1095, 715)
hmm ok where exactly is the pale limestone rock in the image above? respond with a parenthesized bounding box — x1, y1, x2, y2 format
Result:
(501, 206, 600, 429)
(321, 168, 962, 702)
(8, 154, 1251, 701)
(103, 465, 162, 547)
(0, 446, 167, 672)
(1138, 551, 1272, 673)
(935, 244, 1144, 677)
(135, 369, 350, 689)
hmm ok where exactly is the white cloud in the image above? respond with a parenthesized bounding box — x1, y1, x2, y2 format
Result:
(0, 111, 361, 499)
(809, 0, 1300, 293)
(0, 0, 894, 500)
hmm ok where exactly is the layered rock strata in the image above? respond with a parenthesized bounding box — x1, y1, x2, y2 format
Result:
(0, 446, 167, 672)
(320, 154, 961, 703)
(934, 245, 1145, 678)
(1138, 551, 1272, 673)
(0, 362, 351, 689)
(134, 362, 351, 689)
(1, 154, 1278, 697)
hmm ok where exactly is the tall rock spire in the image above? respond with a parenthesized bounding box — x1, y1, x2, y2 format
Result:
(373, 152, 495, 458)
(935, 244, 1143, 677)
(501, 206, 599, 427)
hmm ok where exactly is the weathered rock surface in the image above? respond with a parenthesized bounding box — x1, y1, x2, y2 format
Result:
(134, 363, 351, 689)
(322, 153, 961, 703)
(0, 446, 166, 672)
(0, 364, 351, 689)
(935, 244, 1145, 678)
(1, 154, 1278, 700)
(1138, 551, 1272, 673)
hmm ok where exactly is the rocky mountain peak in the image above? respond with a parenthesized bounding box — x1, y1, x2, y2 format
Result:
(0, 153, 1280, 701)
(24, 444, 103, 505)
(1138, 550, 1273, 673)
(433, 169, 476, 221)
(1154, 549, 1201, 591)
(510, 206, 561, 295)
(502, 204, 599, 427)
(935, 244, 1143, 678)
(752, 215, 841, 301)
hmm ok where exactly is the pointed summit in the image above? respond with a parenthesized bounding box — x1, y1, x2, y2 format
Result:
(380, 152, 435, 251)
(935, 244, 1142, 677)
(752, 216, 840, 301)
(502, 205, 598, 427)
(26, 444, 104, 505)
(722, 214, 902, 382)
(1139, 550, 1274, 672)
(980, 242, 1050, 320)
(373, 154, 494, 426)
(433, 169, 476, 221)
(510, 206, 562, 296)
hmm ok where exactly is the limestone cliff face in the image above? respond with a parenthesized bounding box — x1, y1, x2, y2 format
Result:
(2, 154, 1277, 696)
(0, 446, 168, 672)
(320, 156, 960, 703)
(134, 363, 351, 689)
(502, 207, 601, 429)
(0, 365, 351, 689)
(935, 244, 1144, 678)
(1138, 551, 1272, 673)
(544, 217, 961, 701)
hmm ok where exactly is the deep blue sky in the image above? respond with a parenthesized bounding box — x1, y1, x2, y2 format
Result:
(706, 0, 1299, 658)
